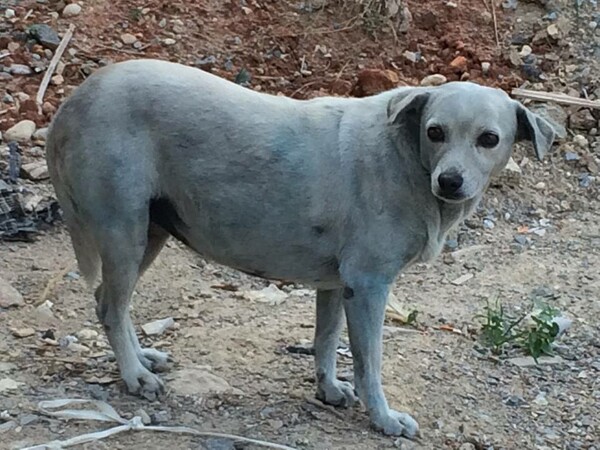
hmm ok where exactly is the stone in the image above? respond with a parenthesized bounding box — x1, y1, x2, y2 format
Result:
(403, 50, 420, 63)
(573, 135, 589, 149)
(459, 444, 476, 450)
(420, 74, 447, 86)
(0, 378, 25, 393)
(51, 74, 64, 85)
(120, 33, 137, 45)
(449, 56, 468, 72)
(76, 328, 99, 341)
(62, 3, 82, 17)
(354, 69, 400, 97)
(32, 127, 48, 142)
(503, 157, 522, 175)
(21, 162, 50, 181)
(450, 273, 473, 285)
(28, 24, 61, 50)
(546, 24, 559, 39)
(5, 9, 15, 19)
(169, 369, 243, 396)
(4, 120, 36, 143)
(0, 277, 24, 308)
(8, 64, 32, 76)
(243, 284, 288, 305)
(569, 109, 597, 131)
(163, 38, 176, 46)
(519, 45, 533, 57)
(481, 62, 491, 75)
(533, 392, 549, 407)
(135, 409, 152, 425)
(141, 317, 175, 336)
(11, 327, 35, 338)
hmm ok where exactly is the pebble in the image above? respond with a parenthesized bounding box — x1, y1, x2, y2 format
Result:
(403, 50, 420, 63)
(569, 109, 597, 131)
(76, 329, 99, 341)
(141, 317, 175, 336)
(11, 328, 36, 338)
(28, 24, 61, 50)
(51, 74, 64, 86)
(533, 392, 549, 407)
(589, 21, 598, 30)
(135, 408, 152, 425)
(0, 378, 25, 393)
(243, 284, 288, 305)
(0, 277, 24, 308)
(547, 24, 559, 39)
(3, 93, 14, 104)
(62, 3, 82, 17)
(508, 355, 564, 367)
(459, 444, 476, 450)
(534, 181, 546, 190)
(120, 33, 137, 45)
(163, 38, 176, 46)
(21, 162, 50, 181)
(503, 157, 522, 175)
(573, 135, 589, 148)
(520, 45, 533, 57)
(4, 120, 36, 143)
(32, 127, 48, 142)
(168, 368, 243, 396)
(420, 74, 447, 86)
(481, 61, 491, 74)
(8, 64, 33, 76)
(5, 8, 15, 18)
(449, 55, 468, 72)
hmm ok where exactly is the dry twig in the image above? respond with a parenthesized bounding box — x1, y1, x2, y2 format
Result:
(512, 89, 600, 109)
(36, 23, 75, 114)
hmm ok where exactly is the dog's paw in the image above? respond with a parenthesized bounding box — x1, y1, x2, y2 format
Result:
(316, 379, 358, 408)
(138, 348, 171, 372)
(371, 409, 419, 438)
(123, 366, 165, 401)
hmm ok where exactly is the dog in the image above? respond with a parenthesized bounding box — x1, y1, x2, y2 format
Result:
(46, 59, 555, 438)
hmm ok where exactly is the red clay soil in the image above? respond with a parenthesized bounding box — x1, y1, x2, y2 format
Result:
(1, 0, 523, 132)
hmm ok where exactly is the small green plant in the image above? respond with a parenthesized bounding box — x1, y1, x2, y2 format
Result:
(128, 8, 143, 22)
(476, 299, 561, 362)
(406, 309, 419, 325)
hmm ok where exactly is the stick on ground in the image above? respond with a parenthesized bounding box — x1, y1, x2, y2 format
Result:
(512, 88, 600, 109)
(36, 23, 75, 115)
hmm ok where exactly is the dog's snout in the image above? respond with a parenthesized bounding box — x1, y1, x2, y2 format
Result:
(437, 172, 463, 196)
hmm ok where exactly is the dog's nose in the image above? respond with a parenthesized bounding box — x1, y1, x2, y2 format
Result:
(438, 172, 463, 196)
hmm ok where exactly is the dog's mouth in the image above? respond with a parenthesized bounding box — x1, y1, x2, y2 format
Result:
(432, 189, 472, 204)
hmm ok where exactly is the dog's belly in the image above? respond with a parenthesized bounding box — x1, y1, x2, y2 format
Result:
(149, 197, 342, 287)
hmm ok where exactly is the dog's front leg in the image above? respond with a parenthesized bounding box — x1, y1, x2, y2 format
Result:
(342, 277, 419, 438)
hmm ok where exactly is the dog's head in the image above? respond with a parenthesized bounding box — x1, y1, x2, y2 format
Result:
(387, 82, 555, 203)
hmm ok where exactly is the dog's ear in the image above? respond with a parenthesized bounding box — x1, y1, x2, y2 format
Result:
(387, 89, 431, 126)
(514, 102, 556, 161)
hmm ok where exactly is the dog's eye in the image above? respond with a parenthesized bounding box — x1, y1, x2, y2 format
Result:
(478, 132, 499, 148)
(427, 126, 445, 143)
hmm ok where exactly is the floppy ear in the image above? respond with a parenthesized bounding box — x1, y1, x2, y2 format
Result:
(515, 103, 556, 161)
(387, 89, 431, 126)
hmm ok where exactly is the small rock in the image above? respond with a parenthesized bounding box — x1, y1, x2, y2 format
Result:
(0, 378, 25, 393)
(3, 93, 14, 104)
(534, 181, 546, 190)
(141, 317, 175, 336)
(8, 64, 33, 76)
(163, 38, 176, 46)
(450, 273, 474, 285)
(76, 328, 99, 341)
(503, 157, 522, 175)
(5, 8, 15, 18)
(169, 368, 243, 396)
(0, 277, 24, 308)
(62, 3, 82, 17)
(354, 69, 400, 97)
(508, 355, 564, 367)
(519, 45, 533, 57)
(151, 410, 170, 424)
(588, 21, 597, 30)
(28, 24, 61, 50)
(459, 444, 476, 450)
(120, 33, 137, 45)
(42, 101, 57, 114)
(243, 284, 288, 305)
(32, 127, 48, 142)
(547, 24, 559, 39)
(449, 56, 468, 72)
(5, 120, 36, 143)
(573, 135, 589, 149)
(11, 327, 36, 338)
(481, 62, 491, 75)
(565, 151, 580, 161)
(21, 161, 50, 181)
(569, 109, 597, 131)
(420, 74, 447, 86)
(67, 342, 90, 353)
(402, 50, 421, 63)
(135, 408, 152, 425)
(533, 392, 549, 407)
(51, 74, 64, 86)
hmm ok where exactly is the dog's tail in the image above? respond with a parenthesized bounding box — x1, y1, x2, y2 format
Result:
(46, 124, 101, 289)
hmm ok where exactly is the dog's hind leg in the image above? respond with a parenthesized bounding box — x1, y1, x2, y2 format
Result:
(314, 289, 358, 407)
(94, 221, 165, 400)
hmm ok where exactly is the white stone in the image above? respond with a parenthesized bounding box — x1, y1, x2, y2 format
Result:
(62, 3, 82, 17)
(4, 120, 36, 143)
(420, 74, 447, 87)
(141, 317, 175, 336)
(169, 368, 243, 396)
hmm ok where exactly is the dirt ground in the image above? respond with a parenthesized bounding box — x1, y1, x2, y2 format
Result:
(1, 0, 599, 449)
